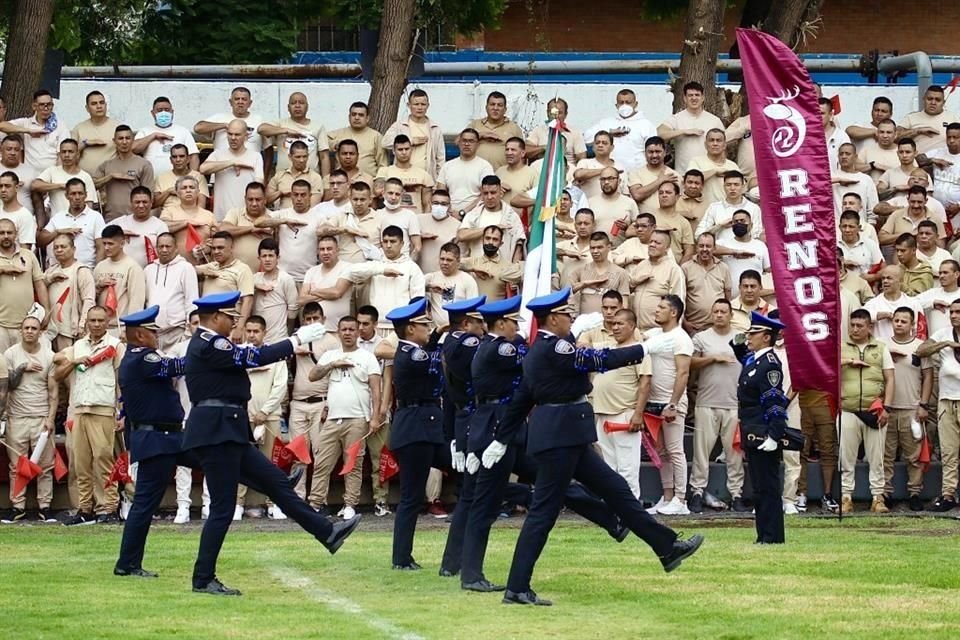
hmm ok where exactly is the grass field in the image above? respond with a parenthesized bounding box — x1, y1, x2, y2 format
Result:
(3, 515, 960, 640)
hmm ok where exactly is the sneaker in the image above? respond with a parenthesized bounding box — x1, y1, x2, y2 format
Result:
(870, 496, 889, 513)
(97, 512, 121, 524)
(374, 502, 392, 517)
(63, 511, 96, 526)
(731, 496, 750, 513)
(174, 507, 191, 524)
(796, 494, 808, 513)
(244, 507, 264, 519)
(267, 505, 287, 520)
(201, 505, 210, 520)
(821, 494, 839, 513)
(840, 495, 854, 514)
(783, 502, 799, 515)
(233, 505, 243, 521)
(119, 495, 132, 521)
(37, 508, 57, 523)
(313, 504, 330, 518)
(657, 497, 691, 516)
(646, 497, 668, 515)
(703, 491, 727, 510)
(1, 508, 26, 523)
(427, 499, 448, 518)
(341, 505, 356, 520)
(909, 494, 924, 512)
(931, 495, 958, 512)
(687, 493, 704, 514)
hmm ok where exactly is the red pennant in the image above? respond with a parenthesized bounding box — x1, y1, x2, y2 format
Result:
(829, 94, 842, 115)
(919, 435, 932, 472)
(338, 439, 365, 476)
(641, 431, 662, 469)
(13, 455, 42, 496)
(65, 418, 74, 432)
(54, 448, 68, 481)
(826, 393, 839, 420)
(285, 434, 312, 464)
(947, 75, 960, 98)
(105, 451, 132, 487)
(270, 437, 294, 471)
(733, 422, 743, 454)
(144, 236, 158, 264)
(642, 412, 663, 442)
(83, 345, 117, 370)
(946, 217, 956, 239)
(603, 420, 631, 434)
(55, 286, 70, 323)
(378, 446, 399, 485)
(185, 223, 203, 252)
(104, 284, 118, 316)
(916, 312, 928, 341)
(867, 261, 885, 275)
(869, 397, 886, 420)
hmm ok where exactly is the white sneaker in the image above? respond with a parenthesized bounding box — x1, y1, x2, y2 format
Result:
(657, 497, 691, 516)
(233, 505, 243, 521)
(783, 502, 799, 515)
(174, 507, 190, 524)
(796, 494, 808, 513)
(704, 491, 727, 510)
(341, 505, 356, 520)
(201, 505, 210, 520)
(267, 505, 287, 520)
(119, 495, 132, 521)
(646, 497, 668, 515)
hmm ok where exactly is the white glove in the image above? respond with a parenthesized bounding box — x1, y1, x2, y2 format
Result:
(252, 425, 266, 444)
(644, 332, 675, 356)
(481, 440, 508, 469)
(571, 312, 603, 338)
(293, 323, 327, 345)
(451, 441, 466, 473)
(466, 453, 481, 475)
(757, 436, 778, 452)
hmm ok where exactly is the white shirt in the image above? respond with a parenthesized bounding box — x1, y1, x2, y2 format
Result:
(3, 162, 36, 213)
(831, 169, 879, 222)
(863, 293, 923, 340)
(43, 207, 105, 268)
(696, 198, 764, 244)
(918, 246, 953, 273)
(931, 327, 960, 400)
(458, 204, 526, 260)
(205, 112, 266, 152)
(646, 326, 694, 412)
(583, 110, 656, 172)
(114, 214, 169, 269)
(825, 126, 851, 171)
(302, 261, 353, 332)
(718, 238, 770, 287)
(317, 348, 381, 420)
(207, 148, 264, 221)
(270, 208, 324, 281)
(838, 236, 884, 275)
(437, 156, 494, 211)
(345, 256, 426, 329)
(0, 206, 37, 246)
(928, 147, 960, 206)
(135, 123, 200, 174)
(915, 287, 960, 336)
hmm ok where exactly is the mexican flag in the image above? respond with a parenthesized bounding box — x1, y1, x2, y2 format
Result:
(519, 119, 566, 339)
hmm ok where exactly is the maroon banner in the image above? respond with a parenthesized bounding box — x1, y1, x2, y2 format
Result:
(736, 28, 840, 401)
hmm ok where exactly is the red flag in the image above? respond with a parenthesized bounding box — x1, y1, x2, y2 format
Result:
(737, 29, 840, 411)
(919, 435, 932, 472)
(144, 236, 158, 264)
(12, 455, 42, 496)
(642, 412, 663, 442)
(105, 451, 132, 487)
(869, 397, 887, 423)
(104, 284, 118, 316)
(733, 422, 743, 454)
(270, 437, 294, 471)
(947, 75, 960, 98)
(65, 418, 74, 432)
(338, 439, 365, 476)
(285, 434, 312, 464)
(185, 223, 203, 252)
(641, 432, 663, 469)
(603, 420, 631, 434)
(829, 94, 842, 115)
(917, 312, 928, 341)
(54, 448, 68, 481)
(55, 286, 70, 323)
(379, 446, 399, 485)
(867, 261, 885, 275)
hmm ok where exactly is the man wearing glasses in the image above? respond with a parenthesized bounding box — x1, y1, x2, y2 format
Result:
(0, 89, 70, 172)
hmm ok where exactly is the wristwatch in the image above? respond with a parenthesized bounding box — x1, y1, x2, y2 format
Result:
(665, 403, 677, 411)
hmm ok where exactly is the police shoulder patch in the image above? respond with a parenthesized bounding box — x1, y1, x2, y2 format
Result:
(463, 336, 480, 348)
(412, 348, 429, 361)
(766, 352, 779, 364)
(213, 338, 233, 351)
(144, 352, 162, 363)
(399, 343, 414, 353)
(498, 342, 517, 356)
(199, 331, 216, 342)
(767, 370, 782, 386)
(555, 339, 575, 355)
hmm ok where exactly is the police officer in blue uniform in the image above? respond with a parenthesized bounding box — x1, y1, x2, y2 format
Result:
(184, 291, 361, 595)
(482, 287, 704, 606)
(388, 298, 452, 570)
(736, 311, 789, 544)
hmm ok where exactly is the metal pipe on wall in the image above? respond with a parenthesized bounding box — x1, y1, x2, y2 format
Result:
(877, 52, 933, 105)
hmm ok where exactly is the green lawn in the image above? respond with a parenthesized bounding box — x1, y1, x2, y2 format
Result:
(3, 516, 960, 639)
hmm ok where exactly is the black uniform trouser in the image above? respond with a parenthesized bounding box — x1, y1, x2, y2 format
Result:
(192, 442, 334, 587)
(746, 447, 785, 544)
(506, 444, 678, 593)
(392, 442, 451, 566)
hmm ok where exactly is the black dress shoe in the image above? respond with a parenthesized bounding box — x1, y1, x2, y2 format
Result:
(609, 521, 629, 543)
(392, 561, 422, 571)
(660, 533, 705, 573)
(114, 567, 158, 578)
(502, 589, 552, 606)
(462, 579, 506, 593)
(192, 578, 241, 596)
(322, 514, 361, 555)
(438, 567, 458, 577)
(287, 467, 304, 488)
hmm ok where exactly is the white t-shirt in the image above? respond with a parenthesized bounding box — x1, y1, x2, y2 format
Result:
(35, 166, 98, 213)
(646, 326, 695, 412)
(302, 261, 353, 332)
(113, 214, 170, 269)
(583, 112, 656, 172)
(838, 237, 884, 275)
(207, 148, 264, 221)
(0, 206, 37, 246)
(932, 327, 960, 400)
(436, 156, 494, 211)
(317, 347, 381, 420)
(205, 112, 266, 153)
(43, 208, 105, 268)
(718, 238, 770, 288)
(863, 293, 923, 340)
(270, 208, 325, 281)
(376, 208, 421, 256)
(458, 205, 526, 260)
(4, 162, 36, 213)
(135, 123, 200, 175)
(928, 147, 960, 206)
(915, 287, 960, 336)
(695, 198, 764, 244)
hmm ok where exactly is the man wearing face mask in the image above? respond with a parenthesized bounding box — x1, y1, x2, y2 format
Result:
(377, 178, 422, 259)
(460, 225, 523, 303)
(458, 175, 525, 261)
(713, 210, 770, 287)
(134, 97, 200, 174)
(416, 190, 460, 275)
(584, 89, 655, 173)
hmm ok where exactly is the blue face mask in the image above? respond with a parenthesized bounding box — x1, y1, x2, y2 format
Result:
(155, 111, 173, 128)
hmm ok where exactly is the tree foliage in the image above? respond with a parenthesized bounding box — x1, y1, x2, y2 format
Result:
(324, 0, 506, 34)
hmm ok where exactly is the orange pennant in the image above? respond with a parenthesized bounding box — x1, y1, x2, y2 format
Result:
(733, 422, 742, 454)
(54, 448, 68, 481)
(55, 286, 70, 323)
(104, 284, 118, 316)
(919, 435, 932, 473)
(642, 412, 663, 441)
(379, 446, 399, 485)
(105, 451, 132, 487)
(13, 455, 42, 496)
(338, 439, 365, 476)
(285, 434, 312, 464)
(185, 223, 203, 252)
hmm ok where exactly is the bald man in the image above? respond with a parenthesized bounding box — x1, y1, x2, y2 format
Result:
(258, 92, 331, 176)
(199, 119, 264, 221)
(587, 166, 639, 248)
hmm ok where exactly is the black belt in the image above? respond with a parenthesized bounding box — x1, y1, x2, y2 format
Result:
(196, 400, 244, 409)
(398, 400, 441, 408)
(132, 422, 183, 433)
(537, 395, 589, 407)
(300, 396, 327, 404)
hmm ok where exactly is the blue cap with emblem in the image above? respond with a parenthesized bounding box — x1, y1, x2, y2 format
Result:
(386, 297, 431, 326)
(443, 295, 487, 321)
(478, 295, 522, 322)
(193, 291, 241, 317)
(526, 286, 574, 316)
(745, 310, 785, 334)
(120, 305, 160, 330)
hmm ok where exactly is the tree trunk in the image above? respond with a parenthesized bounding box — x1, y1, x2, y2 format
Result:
(762, 0, 826, 51)
(0, 0, 55, 118)
(672, 0, 727, 118)
(366, 0, 418, 134)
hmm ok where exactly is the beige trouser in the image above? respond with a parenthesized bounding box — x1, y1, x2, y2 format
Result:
(656, 413, 687, 500)
(839, 411, 886, 498)
(595, 410, 642, 498)
(309, 417, 368, 508)
(288, 399, 326, 498)
(175, 466, 193, 508)
(366, 421, 393, 504)
(0, 327, 19, 353)
(782, 399, 801, 504)
(427, 468, 443, 503)
(689, 406, 743, 498)
(72, 412, 119, 514)
(938, 399, 960, 497)
(798, 395, 838, 495)
(237, 419, 280, 506)
(157, 327, 186, 353)
(928, 365, 940, 454)
(6, 416, 53, 509)
(884, 408, 923, 496)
